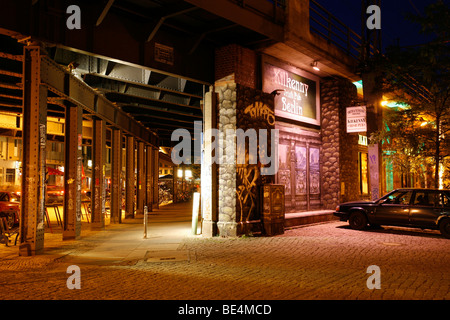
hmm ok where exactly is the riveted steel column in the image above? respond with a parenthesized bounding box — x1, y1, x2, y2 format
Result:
(125, 136, 135, 219)
(153, 147, 159, 209)
(136, 141, 145, 216)
(19, 45, 47, 256)
(62, 103, 83, 240)
(91, 118, 106, 229)
(110, 129, 122, 223)
(145, 145, 153, 212)
(173, 165, 178, 203)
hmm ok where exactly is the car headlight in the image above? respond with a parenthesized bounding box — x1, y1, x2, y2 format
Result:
(335, 205, 340, 212)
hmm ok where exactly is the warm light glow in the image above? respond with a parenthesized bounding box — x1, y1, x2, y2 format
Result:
(177, 169, 183, 178)
(381, 100, 389, 106)
(420, 121, 428, 127)
(311, 61, 320, 71)
(185, 170, 192, 179)
(439, 163, 444, 189)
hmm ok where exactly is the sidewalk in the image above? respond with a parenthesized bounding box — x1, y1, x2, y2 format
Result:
(0, 201, 195, 265)
(0, 202, 337, 264)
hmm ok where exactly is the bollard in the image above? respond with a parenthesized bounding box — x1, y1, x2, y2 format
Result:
(143, 205, 148, 239)
(192, 192, 200, 235)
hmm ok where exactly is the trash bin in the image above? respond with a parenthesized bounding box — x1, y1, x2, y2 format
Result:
(261, 184, 285, 236)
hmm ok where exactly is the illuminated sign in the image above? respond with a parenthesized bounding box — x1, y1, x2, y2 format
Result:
(346, 106, 367, 133)
(358, 135, 368, 146)
(262, 61, 320, 126)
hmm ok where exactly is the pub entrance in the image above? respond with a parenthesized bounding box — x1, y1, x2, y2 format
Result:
(276, 121, 322, 213)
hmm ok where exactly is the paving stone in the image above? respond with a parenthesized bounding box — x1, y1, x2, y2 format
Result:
(0, 217, 448, 300)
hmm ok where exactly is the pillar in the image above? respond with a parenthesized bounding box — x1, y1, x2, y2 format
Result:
(19, 45, 47, 256)
(152, 147, 159, 209)
(173, 165, 178, 203)
(136, 141, 145, 216)
(110, 129, 122, 223)
(320, 77, 359, 206)
(91, 118, 106, 229)
(62, 103, 83, 240)
(363, 71, 383, 199)
(125, 136, 135, 218)
(145, 145, 153, 211)
(201, 86, 218, 237)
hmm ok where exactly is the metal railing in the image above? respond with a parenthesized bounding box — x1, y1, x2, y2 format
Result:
(309, 0, 362, 60)
(229, 0, 286, 24)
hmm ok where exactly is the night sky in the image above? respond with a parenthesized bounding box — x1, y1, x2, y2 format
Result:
(315, 0, 441, 51)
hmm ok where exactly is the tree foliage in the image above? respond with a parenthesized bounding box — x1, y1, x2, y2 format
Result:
(371, 0, 450, 188)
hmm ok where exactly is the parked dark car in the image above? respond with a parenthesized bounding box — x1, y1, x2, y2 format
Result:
(334, 188, 450, 239)
(0, 191, 20, 228)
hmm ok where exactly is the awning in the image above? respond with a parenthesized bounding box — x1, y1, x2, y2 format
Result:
(47, 167, 64, 175)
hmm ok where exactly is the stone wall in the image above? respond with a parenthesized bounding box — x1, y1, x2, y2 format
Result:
(235, 85, 275, 233)
(216, 80, 238, 236)
(215, 79, 275, 236)
(320, 79, 341, 210)
(320, 77, 359, 208)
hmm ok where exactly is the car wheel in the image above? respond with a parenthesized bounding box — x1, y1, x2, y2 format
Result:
(439, 219, 450, 239)
(349, 211, 368, 230)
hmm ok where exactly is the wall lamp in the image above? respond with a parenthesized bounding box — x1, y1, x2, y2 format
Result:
(311, 61, 320, 71)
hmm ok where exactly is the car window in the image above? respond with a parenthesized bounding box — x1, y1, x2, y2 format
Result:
(429, 192, 441, 207)
(441, 192, 450, 207)
(413, 191, 439, 207)
(385, 190, 413, 205)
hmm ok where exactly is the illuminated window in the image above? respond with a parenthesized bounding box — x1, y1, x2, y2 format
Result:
(359, 152, 368, 195)
(6, 168, 15, 183)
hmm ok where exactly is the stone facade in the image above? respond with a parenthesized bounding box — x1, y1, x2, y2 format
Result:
(211, 44, 362, 236)
(235, 85, 275, 233)
(214, 79, 276, 236)
(216, 80, 238, 236)
(320, 77, 360, 208)
(320, 79, 341, 210)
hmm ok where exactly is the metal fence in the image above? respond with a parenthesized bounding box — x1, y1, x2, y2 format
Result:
(309, 0, 362, 60)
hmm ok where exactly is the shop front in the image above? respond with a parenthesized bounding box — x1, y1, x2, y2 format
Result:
(203, 44, 365, 237)
(262, 56, 323, 213)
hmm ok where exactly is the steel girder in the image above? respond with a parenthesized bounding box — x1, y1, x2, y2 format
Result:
(40, 56, 158, 148)
(19, 45, 47, 256)
(62, 103, 83, 240)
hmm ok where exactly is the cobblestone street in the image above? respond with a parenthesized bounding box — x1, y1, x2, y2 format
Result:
(0, 216, 448, 301)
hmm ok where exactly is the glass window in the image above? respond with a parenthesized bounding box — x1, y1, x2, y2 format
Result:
(413, 191, 429, 206)
(5, 168, 15, 183)
(385, 190, 413, 205)
(413, 191, 441, 207)
(441, 192, 450, 207)
(428, 192, 441, 207)
(359, 152, 369, 195)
